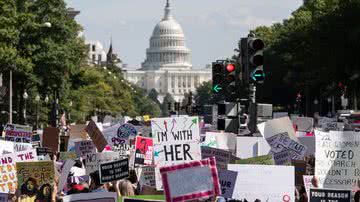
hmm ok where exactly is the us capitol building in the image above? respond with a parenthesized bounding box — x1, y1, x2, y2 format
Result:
(124, 0, 211, 102)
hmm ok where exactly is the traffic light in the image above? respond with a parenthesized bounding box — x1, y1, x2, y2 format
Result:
(240, 35, 265, 84)
(224, 62, 237, 102)
(212, 62, 225, 94)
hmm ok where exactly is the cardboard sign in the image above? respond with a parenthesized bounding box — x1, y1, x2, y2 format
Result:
(137, 166, 156, 188)
(235, 154, 274, 165)
(303, 175, 314, 200)
(42, 127, 60, 152)
(201, 146, 232, 169)
(159, 157, 220, 202)
(58, 160, 76, 193)
(292, 160, 306, 186)
(134, 136, 153, 166)
(4, 124, 32, 143)
(85, 120, 108, 152)
(85, 152, 123, 175)
(74, 140, 96, 157)
(218, 169, 237, 199)
(16, 161, 54, 198)
(258, 117, 297, 141)
(63, 192, 117, 202)
(0, 140, 33, 155)
(103, 123, 137, 150)
(100, 158, 129, 183)
(59, 152, 77, 161)
(152, 117, 201, 190)
(69, 124, 87, 140)
(291, 117, 314, 132)
(228, 164, 295, 201)
(36, 147, 52, 156)
(315, 130, 360, 189)
(203, 132, 237, 153)
(266, 132, 307, 165)
(309, 188, 351, 202)
(236, 137, 271, 159)
(0, 149, 37, 193)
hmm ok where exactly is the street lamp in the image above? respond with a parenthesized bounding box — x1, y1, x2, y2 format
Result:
(45, 95, 49, 103)
(35, 94, 40, 129)
(23, 91, 28, 124)
(68, 101, 73, 122)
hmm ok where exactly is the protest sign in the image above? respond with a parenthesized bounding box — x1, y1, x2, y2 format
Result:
(0, 140, 32, 155)
(0, 149, 37, 193)
(58, 160, 76, 193)
(36, 147, 52, 156)
(69, 124, 88, 140)
(60, 152, 77, 161)
(0, 193, 8, 202)
(228, 164, 295, 202)
(291, 117, 314, 132)
(235, 154, 274, 165)
(14, 142, 32, 153)
(4, 124, 32, 143)
(63, 192, 117, 202)
(123, 198, 163, 202)
(315, 130, 360, 189)
(85, 120, 108, 152)
(100, 158, 129, 183)
(201, 146, 232, 169)
(292, 160, 307, 186)
(103, 123, 137, 150)
(303, 175, 314, 200)
(236, 137, 271, 159)
(204, 132, 237, 153)
(257, 116, 297, 140)
(42, 127, 60, 153)
(85, 151, 123, 175)
(266, 132, 307, 165)
(152, 116, 202, 190)
(68, 175, 89, 184)
(309, 188, 351, 202)
(135, 136, 153, 166)
(159, 157, 220, 202)
(16, 161, 54, 199)
(273, 112, 289, 119)
(298, 136, 316, 155)
(218, 169, 237, 199)
(60, 135, 70, 152)
(74, 140, 96, 158)
(137, 166, 156, 188)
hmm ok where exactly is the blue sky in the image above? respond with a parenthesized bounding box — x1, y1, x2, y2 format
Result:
(65, 0, 302, 69)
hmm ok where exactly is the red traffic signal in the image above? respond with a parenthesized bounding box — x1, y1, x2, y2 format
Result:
(226, 63, 235, 73)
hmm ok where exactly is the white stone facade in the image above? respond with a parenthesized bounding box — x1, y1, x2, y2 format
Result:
(86, 41, 107, 65)
(124, 0, 211, 102)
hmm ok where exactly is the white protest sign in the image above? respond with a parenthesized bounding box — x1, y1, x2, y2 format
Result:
(303, 175, 314, 200)
(291, 117, 314, 132)
(236, 137, 271, 159)
(85, 152, 123, 175)
(137, 166, 156, 188)
(63, 192, 117, 202)
(201, 146, 231, 169)
(152, 116, 201, 190)
(75, 140, 96, 157)
(228, 164, 294, 202)
(315, 130, 360, 189)
(58, 160, 76, 193)
(204, 132, 237, 153)
(0, 149, 37, 193)
(218, 169, 237, 199)
(257, 117, 297, 141)
(266, 132, 307, 165)
(298, 136, 315, 156)
(103, 123, 137, 151)
(273, 112, 289, 119)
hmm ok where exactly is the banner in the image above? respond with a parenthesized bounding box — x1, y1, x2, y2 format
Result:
(0, 149, 37, 193)
(85, 152, 123, 175)
(218, 169, 237, 199)
(201, 146, 232, 169)
(42, 127, 60, 153)
(103, 123, 137, 151)
(134, 136, 153, 166)
(74, 140, 96, 158)
(100, 158, 129, 183)
(235, 154, 274, 165)
(152, 116, 201, 190)
(315, 130, 360, 189)
(159, 157, 220, 202)
(137, 166, 156, 188)
(228, 164, 295, 201)
(309, 188, 351, 202)
(63, 192, 117, 202)
(16, 161, 54, 200)
(266, 132, 307, 165)
(4, 124, 32, 143)
(85, 120, 108, 152)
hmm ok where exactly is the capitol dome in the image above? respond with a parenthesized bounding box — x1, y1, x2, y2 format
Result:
(141, 0, 192, 70)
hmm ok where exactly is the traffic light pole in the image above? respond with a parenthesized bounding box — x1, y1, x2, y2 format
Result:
(248, 84, 257, 134)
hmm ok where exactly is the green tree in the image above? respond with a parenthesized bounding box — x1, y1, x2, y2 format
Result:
(161, 93, 175, 117)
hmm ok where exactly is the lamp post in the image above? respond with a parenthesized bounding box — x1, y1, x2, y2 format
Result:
(23, 90, 28, 124)
(35, 94, 40, 129)
(68, 101, 73, 123)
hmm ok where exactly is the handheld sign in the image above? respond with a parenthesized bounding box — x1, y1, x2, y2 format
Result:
(134, 136, 153, 166)
(99, 158, 129, 184)
(152, 117, 201, 190)
(63, 192, 117, 202)
(309, 188, 351, 202)
(4, 124, 32, 143)
(85, 120, 107, 152)
(74, 140, 96, 158)
(42, 127, 60, 153)
(160, 157, 220, 202)
(218, 170, 237, 199)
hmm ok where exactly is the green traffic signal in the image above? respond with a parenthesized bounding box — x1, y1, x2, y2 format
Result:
(213, 84, 222, 93)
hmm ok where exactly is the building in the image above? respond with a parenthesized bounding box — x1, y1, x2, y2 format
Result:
(86, 41, 107, 65)
(66, 8, 80, 20)
(124, 0, 211, 102)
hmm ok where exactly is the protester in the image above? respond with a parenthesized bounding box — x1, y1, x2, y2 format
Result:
(89, 171, 107, 193)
